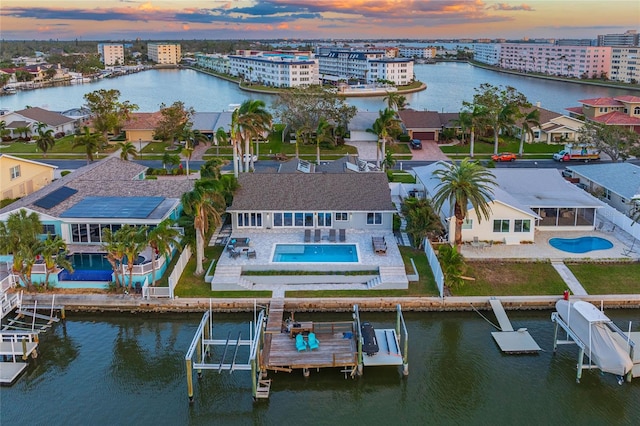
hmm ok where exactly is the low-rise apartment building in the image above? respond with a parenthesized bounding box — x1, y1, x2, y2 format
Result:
(148, 43, 182, 65)
(98, 43, 125, 66)
(227, 51, 319, 88)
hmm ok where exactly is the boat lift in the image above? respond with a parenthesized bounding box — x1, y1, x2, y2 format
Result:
(551, 307, 637, 384)
(185, 300, 266, 403)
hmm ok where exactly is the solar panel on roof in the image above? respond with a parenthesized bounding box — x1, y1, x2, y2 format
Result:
(34, 186, 78, 209)
(60, 196, 165, 219)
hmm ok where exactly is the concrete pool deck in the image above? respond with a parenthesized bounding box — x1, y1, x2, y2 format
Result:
(460, 230, 639, 261)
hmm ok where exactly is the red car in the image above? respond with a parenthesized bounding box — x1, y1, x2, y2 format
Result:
(491, 152, 517, 162)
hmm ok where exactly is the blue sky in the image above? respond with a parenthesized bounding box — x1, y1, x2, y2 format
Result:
(1, 1, 638, 40)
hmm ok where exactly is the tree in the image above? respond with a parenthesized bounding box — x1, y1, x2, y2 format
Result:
(230, 100, 272, 175)
(431, 159, 496, 248)
(384, 91, 409, 111)
(200, 158, 225, 180)
(401, 197, 443, 249)
(315, 118, 334, 165)
(117, 141, 138, 161)
(147, 220, 180, 286)
(273, 85, 357, 153)
(383, 149, 396, 171)
(35, 122, 56, 157)
(101, 227, 127, 289)
(0, 120, 9, 140)
(0, 209, 42, 290)
(214, 127, 228, 157)
(518, 108, 541, 157)
(84, 89, 138, 139)
(438, 244, 466, 290)
(468, 83, 529, 155)
(153, 101, 194, 146)
(162, 152, 181, 171)
(15, 125, 31, 140)
(121, 225, 149, 291)
(40, 236, 73, 289)
(73, 126, 104, 164)
(180, 126, 208, 177)
(181, 180, 228, 275)
(367, 108, 401, 170)
(455, 106, 486, 158)
(577, 121, 640, 162)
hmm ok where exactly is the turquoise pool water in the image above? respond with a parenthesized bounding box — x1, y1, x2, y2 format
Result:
(273, 244, 358, 263)
(549, 236, 613, 253)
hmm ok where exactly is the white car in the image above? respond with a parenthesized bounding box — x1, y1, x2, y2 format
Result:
(242, 154, 258, 162)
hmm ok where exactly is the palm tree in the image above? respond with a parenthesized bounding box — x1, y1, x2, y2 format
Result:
(73, 126, 103, 165)
(438, 244, 466, 289)
(384, 92, 409, 111)
(101, 227, 127, 289)
(147, 220, 180, 286)
(401, 197, 443, 249)
(0, 120, 10, 140)
(214, 127, 228, 157)
(121, 225, 148, 291)
(181, 180, 227, 275)
(117, 141, 138, 161)
(15, 125, 31, 140)
(235, 100, 272, 173)
(518, 109, 541, 157)
(315, 118, 334, 165)
(367, 108, 400, 170)
(35, 122, 56, 157)
(0, 209, 43, 289)
(40, 235, 73, 289)
(457, 106, 486, 158)
(431, 159, 496, 248)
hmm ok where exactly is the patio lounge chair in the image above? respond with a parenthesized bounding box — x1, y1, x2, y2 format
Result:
(247, 249, 257, 259)
(471, 236, 482, 249)
(339, 229, 346, 242)
(307, 332, 320, 350)
(295, 333, 307, 352)
(329, 229, 336, 242)
(372, 236, 387, 255)
(229, 248, 242, 259)
(314, 229, 321, 243)
(304, 229, 311, 242)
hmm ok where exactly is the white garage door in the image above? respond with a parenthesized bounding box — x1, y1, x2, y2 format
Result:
(348, 131, 379, 142)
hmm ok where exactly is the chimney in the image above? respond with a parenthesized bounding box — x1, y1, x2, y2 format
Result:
(536, 102, 541, 108)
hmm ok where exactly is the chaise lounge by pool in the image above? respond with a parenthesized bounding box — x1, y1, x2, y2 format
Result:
(549, 236, 613, 254)
(273, 244, 358, 263)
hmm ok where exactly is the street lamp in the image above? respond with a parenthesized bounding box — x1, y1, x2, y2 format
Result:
(138, 138, 142, 153)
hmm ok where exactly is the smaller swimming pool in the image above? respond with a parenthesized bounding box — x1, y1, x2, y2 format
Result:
(273, 244, 358, 263)
(549, 236, 613, 254)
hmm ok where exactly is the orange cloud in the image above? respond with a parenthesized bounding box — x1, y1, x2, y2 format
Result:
(182, 24, 190, 31)
(277, 23, 289, 30)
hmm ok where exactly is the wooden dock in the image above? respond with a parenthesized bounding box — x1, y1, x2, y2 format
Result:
(489, 298, 541, 354)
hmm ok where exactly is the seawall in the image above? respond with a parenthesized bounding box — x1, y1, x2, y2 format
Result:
(20, 293, 640, 314)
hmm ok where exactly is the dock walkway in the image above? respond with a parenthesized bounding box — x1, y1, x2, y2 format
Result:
(489, 298, 541, 354)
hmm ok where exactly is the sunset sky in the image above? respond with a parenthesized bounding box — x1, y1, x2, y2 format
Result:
(1, 0, 638, 41)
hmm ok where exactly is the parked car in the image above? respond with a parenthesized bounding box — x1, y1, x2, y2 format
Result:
(410, 139, 422, 149)
(491, 152, 517, 162)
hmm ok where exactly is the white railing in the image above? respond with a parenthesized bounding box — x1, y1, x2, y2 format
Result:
(120, 255, 167, 276)
(143, 245, 191, 299)
(1, 273, 17, 294)
(423, 239, 445, 298)
(595, 198, 640, 241)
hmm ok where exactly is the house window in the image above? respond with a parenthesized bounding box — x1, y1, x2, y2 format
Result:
(317, 213, 332, 227)
(462, 219, 473, 229)
(634, 106, 640, 115)
(367, 212, 383, 225)
(603, 188, 611, 200)
(493, 219, 510, 233)
(514, 219, 531, 232)
(42, 224, 57, 236)
(335, 212, 348, 221)
(10, 165, 21, 180)
(238, 213, 262, 227)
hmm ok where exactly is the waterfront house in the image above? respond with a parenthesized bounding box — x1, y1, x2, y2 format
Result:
(566, 96, 640, 133)
(0, 154, 57, 201)
(566, 162, 640, 217)
(514, 105, 584, 144)
(2, 107, 77, 137)
(413, 163, 602, 244)
(398, 109, 459, 142)
(0, 158, 193, 286)
(121, 112, 163, 142)
(228, 173, 395, 232)
(346, 111, 379, 142)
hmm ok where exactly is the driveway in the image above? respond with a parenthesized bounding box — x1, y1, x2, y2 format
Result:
(410, 141, 450, 161)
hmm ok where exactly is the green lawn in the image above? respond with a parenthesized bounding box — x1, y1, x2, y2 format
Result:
(1, 136, 118, 157)
(440, 139, 559, 158)
(173, 246, 271, 298)
(567, 263, 640, 294)
(389, 171, 416, 183)
(453, 261, 567, 296)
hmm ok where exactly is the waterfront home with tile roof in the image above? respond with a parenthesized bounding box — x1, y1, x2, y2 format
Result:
(567, 162, 640, 217)
(514, 105, 584, 144)
(0, 158, 193, 287)
(567, 96, 640, 133)
(397, 109, 460, 142)
(0, 154, 57, 201)
(228, 173, 395, 231)
(413, 163, 602, 244)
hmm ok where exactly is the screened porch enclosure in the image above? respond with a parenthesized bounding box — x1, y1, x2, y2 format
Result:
(535, 207, 596, 227)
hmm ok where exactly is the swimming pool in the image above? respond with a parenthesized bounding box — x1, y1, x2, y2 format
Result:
(549, 236, 613, 253)
(272, 244, 358, 263)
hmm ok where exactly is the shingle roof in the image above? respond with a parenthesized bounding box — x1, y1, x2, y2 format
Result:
(15, 107, 75, 126)
(121, 112, 163, 130)
(398, 109, 459, 129)
(229, 173, 395, 211)
(0, 158, 193, 218)
(567, 163, 640, 200)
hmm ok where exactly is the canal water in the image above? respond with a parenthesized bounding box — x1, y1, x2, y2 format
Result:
(1, 63, 634, 115)
(2, 310, 638, 425)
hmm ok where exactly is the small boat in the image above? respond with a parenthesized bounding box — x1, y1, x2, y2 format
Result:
(555, 300, 633, 377)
